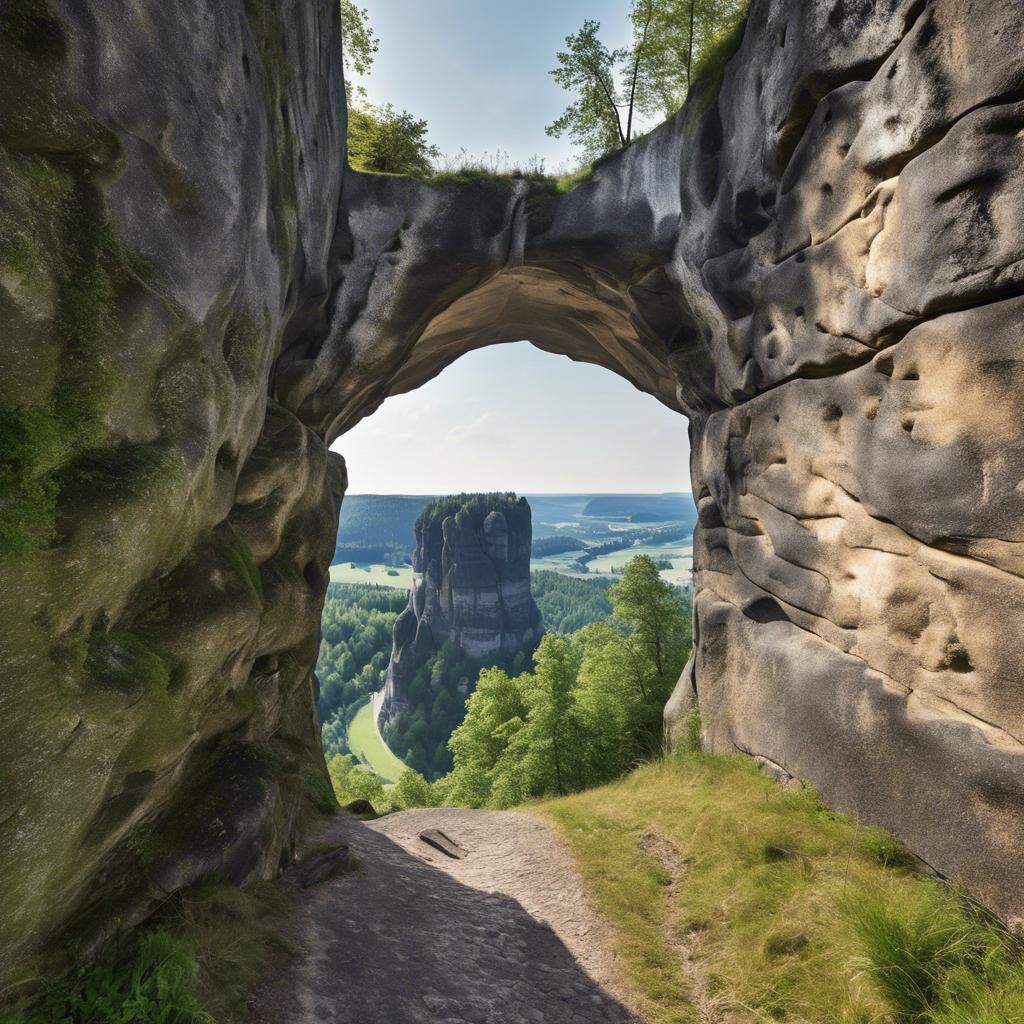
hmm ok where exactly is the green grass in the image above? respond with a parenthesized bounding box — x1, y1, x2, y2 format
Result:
(165, 876, 293, 1023)
(536, 752, 1024, 1023)
(849, 888, 1024, 1023)
(531, 541, 694, 586)
(346, 698, 408, 783)
(327, 562, 412, 589)
(1, 932, 212, 1024)
(1, 875, 292, 1024)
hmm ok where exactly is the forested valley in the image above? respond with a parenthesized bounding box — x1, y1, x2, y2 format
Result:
(324, 556, 691, 813)
(317, 571, 619, 763)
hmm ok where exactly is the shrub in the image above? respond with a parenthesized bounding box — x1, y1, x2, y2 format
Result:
(327, 753, 388, 810)
(390, 768, 436, 809)
(7, 931, 212, 1024)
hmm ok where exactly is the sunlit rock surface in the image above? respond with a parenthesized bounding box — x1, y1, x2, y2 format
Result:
(1, 0, 1023, 984)
(381, 497, 542, 720)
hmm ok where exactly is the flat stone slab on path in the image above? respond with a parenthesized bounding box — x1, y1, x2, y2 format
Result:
(247, 808, 638, 1024)
(418, 827, 467, 859)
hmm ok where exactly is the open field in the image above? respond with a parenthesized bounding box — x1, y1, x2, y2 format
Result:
(345, 697, 408, 783)
(328, 562, 412, 588)
(533, 540, 693, 587)
(585, 541, 693, 586)
(330, 544, 692, 590)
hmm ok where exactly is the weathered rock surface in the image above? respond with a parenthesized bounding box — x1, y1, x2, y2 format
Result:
(382, 495, 542, 721)
(247, 809, 637, 1024)
(2, 0, 1023, 987)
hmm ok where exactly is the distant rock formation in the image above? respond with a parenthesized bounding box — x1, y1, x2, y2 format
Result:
(381, 495, 542, 721)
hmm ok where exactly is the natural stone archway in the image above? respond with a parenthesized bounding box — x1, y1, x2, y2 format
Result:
(2, 0, 1024, 988)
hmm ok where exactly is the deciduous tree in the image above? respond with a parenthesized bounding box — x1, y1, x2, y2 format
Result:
(546, 0, 748, 159)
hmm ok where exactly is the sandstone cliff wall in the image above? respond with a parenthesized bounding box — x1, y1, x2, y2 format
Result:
(382, 497, 542, 721)
(1, 0, 1023, 985)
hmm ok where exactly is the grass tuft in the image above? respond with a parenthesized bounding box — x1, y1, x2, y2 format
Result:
(169, 875, 294, 1024)
(860, 825, 916, 869)
(849, 885, 1024, 1023)
(1, 875, 293, 1024)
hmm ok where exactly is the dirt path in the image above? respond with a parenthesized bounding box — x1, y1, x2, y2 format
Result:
(248, 808, 638, 1024)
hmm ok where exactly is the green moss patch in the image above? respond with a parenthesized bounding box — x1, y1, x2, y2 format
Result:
(0, 146, 139, 559)
(86, 625, 175, 698)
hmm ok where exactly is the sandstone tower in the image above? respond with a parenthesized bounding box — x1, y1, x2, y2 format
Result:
(381, 494, 543, 723)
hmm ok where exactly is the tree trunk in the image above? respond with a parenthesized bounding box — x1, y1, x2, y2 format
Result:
(687, 0, 696, 90)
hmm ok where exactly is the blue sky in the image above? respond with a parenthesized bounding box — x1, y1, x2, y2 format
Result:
(333, 1, 690, 494)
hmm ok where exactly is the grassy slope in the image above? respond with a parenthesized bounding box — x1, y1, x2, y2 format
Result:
(536, 753, 1022, 1024)
(346, 698, 408, 783)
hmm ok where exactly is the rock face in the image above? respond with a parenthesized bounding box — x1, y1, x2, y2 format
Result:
(382, 495, 542, 720)
(2, 0, 1024, 986)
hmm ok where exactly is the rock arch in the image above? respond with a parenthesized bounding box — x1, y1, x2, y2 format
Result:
(2, 0, 1023, 985)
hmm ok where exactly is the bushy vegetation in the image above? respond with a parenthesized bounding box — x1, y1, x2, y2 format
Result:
(538, 752, 1024, 1023)
(531, 570, 614, 634)
(347, 103, 439, 178)
(2, 876, 290, 1024)
(1, 932, 211, 1024)
(316, 584, 405, 758)
(381, 642, 533, 781)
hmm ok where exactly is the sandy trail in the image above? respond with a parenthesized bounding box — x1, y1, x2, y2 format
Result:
(247, 808, 638, 1024)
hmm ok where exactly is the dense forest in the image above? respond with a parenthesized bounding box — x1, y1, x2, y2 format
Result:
(316, 584, 406, 758)
(531, 535, 587, 558)
(380, 643, 532, 780)
(316, 572, 623, 766)
(416, 491, 527, 531)
(531, 570, 614, 633)
(328, 556, 692, 810)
